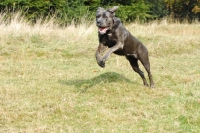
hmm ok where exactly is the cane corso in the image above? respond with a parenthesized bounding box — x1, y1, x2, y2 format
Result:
(95, 6, 155, 88)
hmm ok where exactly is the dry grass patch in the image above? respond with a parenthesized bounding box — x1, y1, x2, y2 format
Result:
(0, 13, 200, 132)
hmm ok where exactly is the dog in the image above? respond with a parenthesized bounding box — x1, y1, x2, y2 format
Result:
(95, 6, 155, 88)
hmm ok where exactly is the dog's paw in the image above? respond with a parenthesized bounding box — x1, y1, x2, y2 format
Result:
(99, 60, 105, 68)
(150, 84, 155, 89)
(99, 58, 106, 68)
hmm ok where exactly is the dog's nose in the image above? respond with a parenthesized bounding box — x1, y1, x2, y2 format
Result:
(97, 20, 101, 26)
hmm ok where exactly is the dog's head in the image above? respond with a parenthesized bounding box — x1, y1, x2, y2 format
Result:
(96, 6, 119, 35)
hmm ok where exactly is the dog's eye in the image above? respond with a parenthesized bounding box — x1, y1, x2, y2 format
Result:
(96, 15, 101, 18)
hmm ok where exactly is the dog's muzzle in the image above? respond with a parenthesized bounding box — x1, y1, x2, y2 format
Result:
(98, 27, 109, 34)
(96, 20, 108, 34)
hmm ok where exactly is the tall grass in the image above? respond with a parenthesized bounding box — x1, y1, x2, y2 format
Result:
(0, 12, 200, 132)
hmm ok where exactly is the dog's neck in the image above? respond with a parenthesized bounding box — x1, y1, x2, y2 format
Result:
(112, 17, 121, 31)
(114, 17, 121, 25)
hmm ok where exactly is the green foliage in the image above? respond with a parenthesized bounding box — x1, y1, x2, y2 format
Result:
(0, 0, 200, 24)
(118, 4, 151, 23)
(0, 0, 153, 24)
(145, 0, 169, 19)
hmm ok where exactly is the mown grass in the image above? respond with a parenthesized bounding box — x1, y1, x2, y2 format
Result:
(0, 13, 200, 132)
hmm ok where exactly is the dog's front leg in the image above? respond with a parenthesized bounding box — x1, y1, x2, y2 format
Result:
(101, 42, 123, 66)
(95, 43, 107, 67)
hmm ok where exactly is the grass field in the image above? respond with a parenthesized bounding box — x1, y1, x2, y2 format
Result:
(0, 14, 200, 132)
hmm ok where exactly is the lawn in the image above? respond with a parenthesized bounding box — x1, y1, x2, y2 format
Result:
(0, 14, 200, 132)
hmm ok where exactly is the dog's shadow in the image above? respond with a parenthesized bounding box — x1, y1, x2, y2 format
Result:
(59, 72, 134, 92)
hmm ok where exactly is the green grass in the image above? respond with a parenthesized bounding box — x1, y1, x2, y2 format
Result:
(0, 15, 200, 132)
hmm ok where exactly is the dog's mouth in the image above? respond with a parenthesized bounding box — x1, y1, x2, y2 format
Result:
(98, 27, 109, 34)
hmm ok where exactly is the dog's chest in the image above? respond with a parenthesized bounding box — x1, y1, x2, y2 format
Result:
(99, 34, 117, 48)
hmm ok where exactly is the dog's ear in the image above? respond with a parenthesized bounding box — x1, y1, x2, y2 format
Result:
(107, 6, 119, 15)
(97, 7, 104, 11)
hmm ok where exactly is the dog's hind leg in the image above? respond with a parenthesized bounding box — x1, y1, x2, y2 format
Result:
(138, 52, 155, 88)
(126, 56, 149, 87)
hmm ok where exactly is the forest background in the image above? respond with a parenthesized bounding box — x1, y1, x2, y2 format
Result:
(1, 0, 200, 24)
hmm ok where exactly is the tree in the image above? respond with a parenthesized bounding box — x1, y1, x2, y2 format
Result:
(164, 0, 200, 21)
(145, 0, 168, 19)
